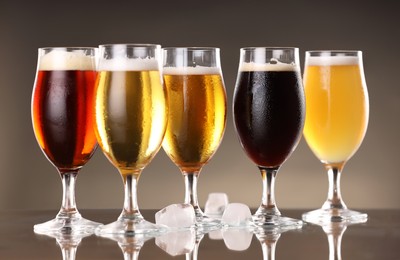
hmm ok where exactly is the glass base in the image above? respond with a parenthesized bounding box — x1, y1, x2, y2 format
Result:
(252, 214, 303, 231)
(34, 215, 101, 235)
(194, 212, 222, 231)
(302, 208, 368, 224)
(95, 216, 167, 237)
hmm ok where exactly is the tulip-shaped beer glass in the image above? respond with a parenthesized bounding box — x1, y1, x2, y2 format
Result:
(302, 51, 369, 223)
(233, 47, 305, 228)
(162, 47, 227, 228)
(31, 47, 100, 234)
(94, 44, 167, 235)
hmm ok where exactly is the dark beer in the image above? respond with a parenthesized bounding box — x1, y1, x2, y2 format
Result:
(233, 69, 305, 168)
(32, 70, 97, 170)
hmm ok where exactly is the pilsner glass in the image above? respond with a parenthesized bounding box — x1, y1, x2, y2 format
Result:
(302, 51, 369, 223)
(31, 47, 101, 234)
(94, 44, 167, 235)
(162, 47, 227, 228)
(233, 47, 305, 228)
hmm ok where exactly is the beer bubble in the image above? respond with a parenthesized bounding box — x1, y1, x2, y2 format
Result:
(98, 57, 159, 71)
(239, 61, 298, 72)
(39, 50, 94, 71)
(163, 66, 221, 75)
(306, 56, 360, 66)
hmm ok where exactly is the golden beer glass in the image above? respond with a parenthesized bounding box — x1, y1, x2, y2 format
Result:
(302, 51, 369, 223)
(162, 47, 227, 228)
(94, 44, 167, 235)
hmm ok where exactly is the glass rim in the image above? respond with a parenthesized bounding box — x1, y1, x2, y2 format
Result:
(99, 43, 161, 49)
(240, 47, 299, 51)
(306, 50, 362, 55)
(38, 47, 96, 51)
(162, 47, 220, 51)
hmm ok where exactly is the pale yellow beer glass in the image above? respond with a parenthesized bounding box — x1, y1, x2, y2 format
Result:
(302, 51, 369, 223)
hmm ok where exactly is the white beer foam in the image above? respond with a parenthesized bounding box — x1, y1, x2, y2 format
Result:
(239, 61, 298, 72)
(99, 57, 159, 71)
(39, 50, 94, 71)
(163, 66, 220, 75)
(306, 56, 359, 66)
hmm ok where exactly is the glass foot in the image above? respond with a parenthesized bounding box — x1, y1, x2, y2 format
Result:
(252, 214, 303, 231)
(95, 217, 167, 237)
(34, 215, 101, 235)
(302, 208, 368, 224)
(194, 213, 222, 231)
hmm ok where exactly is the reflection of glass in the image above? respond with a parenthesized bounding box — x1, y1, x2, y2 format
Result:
(233, 47, 305, 228)
(255, 229, 283, 260)
(162, 47, 227, 228)
(36, 232, 91, 260)
(94, 44, 167, 235)
(31, 47, 101, 234)
(104, 234, 152, 260)
(156, 229, 204, 259)
(313, 221, 356, 260)
(302, 51, 369, 223)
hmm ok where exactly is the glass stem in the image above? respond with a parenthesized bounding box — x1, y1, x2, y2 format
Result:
(183, 171, 203, 218)
(326, 227, 346, 260)
(323, 163, 347, 210)
(120, 171, 142, 220)
(261, 241, 277, 260)
(58, 171, 80, 219)
(258, 167, 281, 216)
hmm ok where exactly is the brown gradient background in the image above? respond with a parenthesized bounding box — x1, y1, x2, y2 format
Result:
(1, 0, 399, 211)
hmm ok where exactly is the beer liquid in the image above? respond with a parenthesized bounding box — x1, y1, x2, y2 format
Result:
(162, 73, 227, 172)
(303, 64, 369, 163)
(32, 70, 97, 170)
(95, 70, 167, 173)
(233, 70, 305, 168)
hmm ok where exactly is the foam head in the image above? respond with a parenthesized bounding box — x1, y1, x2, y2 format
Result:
(163, 66, 221, 75)
(306, 55, 360, 66)
(239, 59, 298, 72)
(98, 57, 159, 71)
(39, 50, 95, 71)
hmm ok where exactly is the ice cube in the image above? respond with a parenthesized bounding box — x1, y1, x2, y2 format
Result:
(208, 229, 223, 240)
(221, 203, 252, 227)
(223, 228, 253, 251)
(155, 204, 195, 229)
(155, 230, 196, 256)
(204, 193, 229, 217)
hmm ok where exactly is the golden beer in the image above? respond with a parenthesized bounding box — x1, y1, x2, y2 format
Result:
(95, 70, 167, 175)
(162, 68, 227, 172)
(303, 57, 369, 163)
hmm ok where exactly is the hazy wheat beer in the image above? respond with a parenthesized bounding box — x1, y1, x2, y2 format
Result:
(162, 66, 227, 172)
(95, 57, 167, 172)
(233, 62, 305, 168)
(303, 53, 369, 163)
(32, 49, 97, 170)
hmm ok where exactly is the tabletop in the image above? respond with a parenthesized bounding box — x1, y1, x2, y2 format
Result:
(0, 209, 399, 259)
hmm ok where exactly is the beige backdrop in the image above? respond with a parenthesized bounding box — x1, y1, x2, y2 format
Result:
(1, 0, 399, 211)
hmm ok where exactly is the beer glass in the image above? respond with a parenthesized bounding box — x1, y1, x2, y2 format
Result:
(302, 51, 369, 223)
(94, 44, 167, 235)
(233, 47, 305, 228)
(162, 47, 227, 228)
(31, 47, 101, 234)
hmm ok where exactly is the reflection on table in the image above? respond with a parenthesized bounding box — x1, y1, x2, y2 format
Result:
(0, 209, 399, 259)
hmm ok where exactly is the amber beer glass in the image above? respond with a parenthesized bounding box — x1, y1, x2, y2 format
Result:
(31, 47, 100, 234)
(302, 51, 369, 223)
(162, 47, 227, 228)
(94, 44, 167, 235)
(233, 47, 305, 228)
